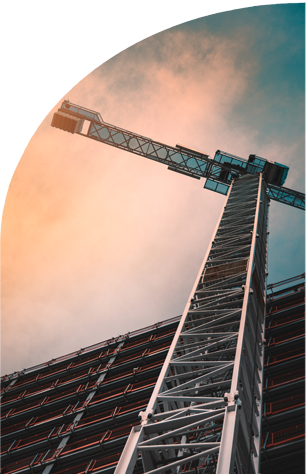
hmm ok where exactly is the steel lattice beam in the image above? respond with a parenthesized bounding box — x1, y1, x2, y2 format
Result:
(51, 101, 305, 210)
(114, 174, 268, 474)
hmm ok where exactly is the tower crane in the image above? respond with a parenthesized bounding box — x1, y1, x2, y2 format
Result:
(51, 101, 305, 474)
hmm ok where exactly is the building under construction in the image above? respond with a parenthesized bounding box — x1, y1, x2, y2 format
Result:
(46, 100, 306, 474)
(1, 273, 305, 474)
(1, 101, 305, 474)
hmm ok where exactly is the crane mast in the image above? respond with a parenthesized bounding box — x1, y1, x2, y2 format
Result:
(51, 101, 304, 474)
(115, 173, 268, 474)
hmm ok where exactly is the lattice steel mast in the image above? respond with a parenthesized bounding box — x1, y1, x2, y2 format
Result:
(51, 101, 304, 474)
(115, 174, 267, 474)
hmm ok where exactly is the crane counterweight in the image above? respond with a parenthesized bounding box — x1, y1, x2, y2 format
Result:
(51, 111, 84, 134)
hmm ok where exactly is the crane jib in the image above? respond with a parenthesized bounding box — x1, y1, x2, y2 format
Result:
(51, 101, 305, 211)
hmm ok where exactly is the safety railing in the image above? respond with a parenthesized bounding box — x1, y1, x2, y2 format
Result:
(267, 273, 305, 291)
(88, 377, 158, 409)
(1, 362, 100, 399)
(266, 312, 305, 330)
(262, 424, 305, 449)
(265, 347, 304, 367)
(0, 452, 46, 474)
(266, 285, 304, 302)
(95, 360, 163, 388)
(120, 327, 176, 352)
(264, 369, 304, 390)
(267, 297, 305, 315)
(50, 452, 122, 474)
(0, 398, 149, 462)
(266, 328, 305, 347)
(110, 342, 170, 369)
(264, 394, 304, 417)
(59, 423, 137, 457)
(1, 406, 70, 437)
(1, 385, 91, 422)
(1, 424, 64, 455)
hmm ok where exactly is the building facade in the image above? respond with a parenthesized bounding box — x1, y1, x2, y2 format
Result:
(1, 274, 305, 474)
(261, 274, 305, 473)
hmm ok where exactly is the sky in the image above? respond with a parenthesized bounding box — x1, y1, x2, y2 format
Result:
(1, 3, 305, 376)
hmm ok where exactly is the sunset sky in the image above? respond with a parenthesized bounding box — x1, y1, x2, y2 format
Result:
(1, 3, 305, 375)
